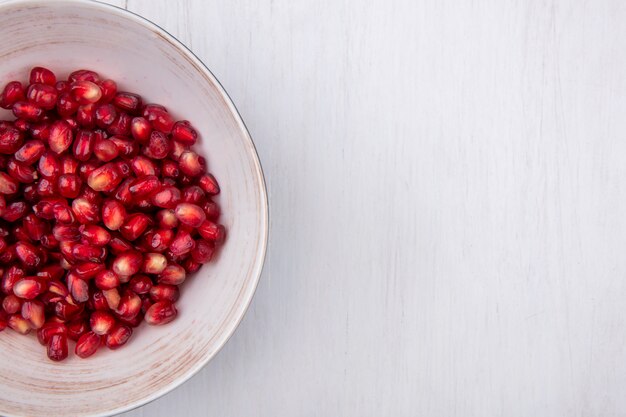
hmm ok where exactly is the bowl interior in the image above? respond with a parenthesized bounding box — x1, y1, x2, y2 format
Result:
(0, 1, 267, 416)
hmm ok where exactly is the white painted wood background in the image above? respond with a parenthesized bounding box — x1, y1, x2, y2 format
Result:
(96, 0, 626, 416)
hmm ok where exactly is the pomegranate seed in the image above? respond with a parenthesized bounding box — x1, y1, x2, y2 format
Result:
(59, 240, 77, 261)
(15, 140, 45, 164)
(0, 194, 5, 216)
(202, 200, 221, 220)
(22, 300, 45, 328)
(74, 262, 105, 280)
(70, 69, 100, 83)
(66, 318, 89, 341)
(120, 213, 151, 241)
(198, 221, 226, 244)
(175, 203, 206, 228)
(182, 186, 206, 205)
(58, 174, 82, 198)
(129, 175, 161, 198)
(129, 275, 153, 295)
(171, 120, 198, 145)
(52, 203, 75, 224)
(151, 186, 181, 209)
(95, 270, 120, 290)
(115, 290, 141, 319)
(158, 264, 186, 285)
(75, 331, 101, 358)
(13, 119, 29, 131)
(131, 156, 157, 176)
(12, 101, 44, 121)
(47, 333, 68, 361)
(67, 273, 89, 303)
(76, 103, 96, 128)
(106, 324, 132, 349)
(26, 83, 58, 109)
(113, 92, 142, 114)
(142, 253, 167, 274)
(102, 199, 126, 231)
(90, 290, 108, 311)
(183, 258, 201, 273)
(3, 294, 22, 314)
(9, 314, 32, 334)
(13, 277, 46, 299)
(198, 174, 220, 195)
(29, 122, 51, 140)
(48, 120, 74, 154)
(30, 67, 56, 85)
(103, 288, 121, 310)
(161, 159, 180, 178)
(78, 159, 100, 180)
(143, 131, 171, 159)
(191, 239, 215, 263)
(15, 242, 42, 268)
(22, 184, 37, 202)
(36, 178, 57, 197)
(109, 135, 138, 157)
(72, 244, 106, 263)
(0, 244, 16, 263)
(178, 151, 206, 177)
(87, 162, 123, 192)
(37, 264, 65, 281)
(71, 80, 102, 104)
(52, 224, 80, 242)
(143, 105, 174, 133)
(23, 213, 49, 240)
(145, 300, 177, 325)
(0, 81, 25, 109)
(131, 117, 151, 143)
(54, 300, 84, 320)
(112, 251, 143, 277)
(0, 127, 24, 154)
(99, 79, 117, 103)
(72, 130, 94, 161)
(108, 234, 133, 255)
(61, 155, 80, 174)
(113, 178, 133, 206)
(90, 310, 115, 335)
(0, 172, 18, 194)
(7, 158, 36, 183)
(2, 265, 25, 294)
(95, 104, 117, 128)
(147, 229, 175, 252)
(12, 224, 32, 242)
(37, 321, 67, 345)
(93, 137, 119, 161)
(107, 112, 132, 136)
(57, 92, 80, 117)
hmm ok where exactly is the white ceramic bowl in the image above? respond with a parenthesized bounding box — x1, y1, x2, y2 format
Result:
(0, 1, 268, 416)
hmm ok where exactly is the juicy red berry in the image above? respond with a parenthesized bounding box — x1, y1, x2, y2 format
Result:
(75, 331, 101, 358)
(47, 333, 69, 361)
(145, 300, 177, 325)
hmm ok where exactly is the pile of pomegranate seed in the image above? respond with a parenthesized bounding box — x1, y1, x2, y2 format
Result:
(0, 67, 226, 361)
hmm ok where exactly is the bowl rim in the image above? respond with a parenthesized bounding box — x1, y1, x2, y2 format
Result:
(0, 0, 269, 416)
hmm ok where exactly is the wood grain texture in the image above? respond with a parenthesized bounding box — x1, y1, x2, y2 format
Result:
(110, 0, 626, 416)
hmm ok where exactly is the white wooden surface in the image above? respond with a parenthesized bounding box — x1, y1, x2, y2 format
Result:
(97, 0, 626, 415)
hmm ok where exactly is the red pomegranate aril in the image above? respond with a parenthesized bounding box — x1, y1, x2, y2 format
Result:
(22, 300, 45, 328)
(71, 80, 102, 104)
(13, 277, 46, 299)
(14, 119, 29, 132)
(145, 300, 177, 325)
(148, 229, 175, 252)
(142, 253, 167, 274)
(151, 186, 181, 209)
(38, 264, 65, 281)
(0, 172, 18, 194)
(143, 105, 174, 133)
(171, 120, 198, 145)
(102, 200, 126, 231)
(130, 117, 151, 143)
(41, 233, 60, 249)
(182, 186, 206, 205)
(3, 294, 22, 314)
(15, 242, 42, 268)
(115, 290, 141, 320)
(99, 79, 117, 103)
(198, 221, 226, 244)
(58, 174, 82, 198)
(37, 321, 67, 345)
(113, 92, 142, 114)
(80, 224, 111, 246)
(12, 101, 43, 122)
(161, 159, 180, 178)
(66, 318, 89, 341)
(57, 92, 80, 117)
(102, 288, 120, 310)
(108, 135, 137, 157)
(0, 127, 24, 154)
(36, 178, 57, 197)
(9, 314, 32, 334)
(93, 137, 119, 162)
(15, 140, 45, 164)
(22, 184, 37, 202)
(12, 225, 32, 243)
(75, 331, 101, 357)
(169, 230, 196, 257)
(61, 155, 80, 174)
(7, 158, 36, 183)
(95, 270, 120, 290)
(27, 83, 58, 109)
(89, 290, 108, 311)
(198, 174, 220, 195)
(174, 203, 206, 228)
(29, 122, 51, 140)
(202, 200, 221, 220)
(23, 214, 48, 240)
(74, 262, 105, 280)
(107, 112, 132, 136)
(120, 213, 151, 241)
(52, 203, 75, 224)
(78, 159, 100, 180)
(0, 81, 25, 109)
(90, 310, 115, 335)
(191, 239, 215, 264)
(87, 162, 123, 192)
(95, 104, 117, 128)
(158, 264, 186, 285)
(30, 67, 56, 85)
(183, 258, 201, 273)
(0, 244, 16, 263)
(55, 300, 84, 320)
(72, 130, 94, 161)
(0, 194, 5, 216)
(70, 69, 100, 83)
(1, 265, 24, 294)
(108, 234, 133, 255)
(112, 251, 143, 277)
(53, 224, 80, 242)
(143, 131, 170, 159)
(131, 155, 157, 176)
(178, 151, 206, 177)
(47, 333, 68, 361)
(129, 275, 153, 295)
(76, 103, 96, 128)
(72, 197, 101, 224)
(72, 244, 106, 263)
(106, 324, 132, 349)
(67, 272, 89, 303)
(129, 175, 161, 198)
